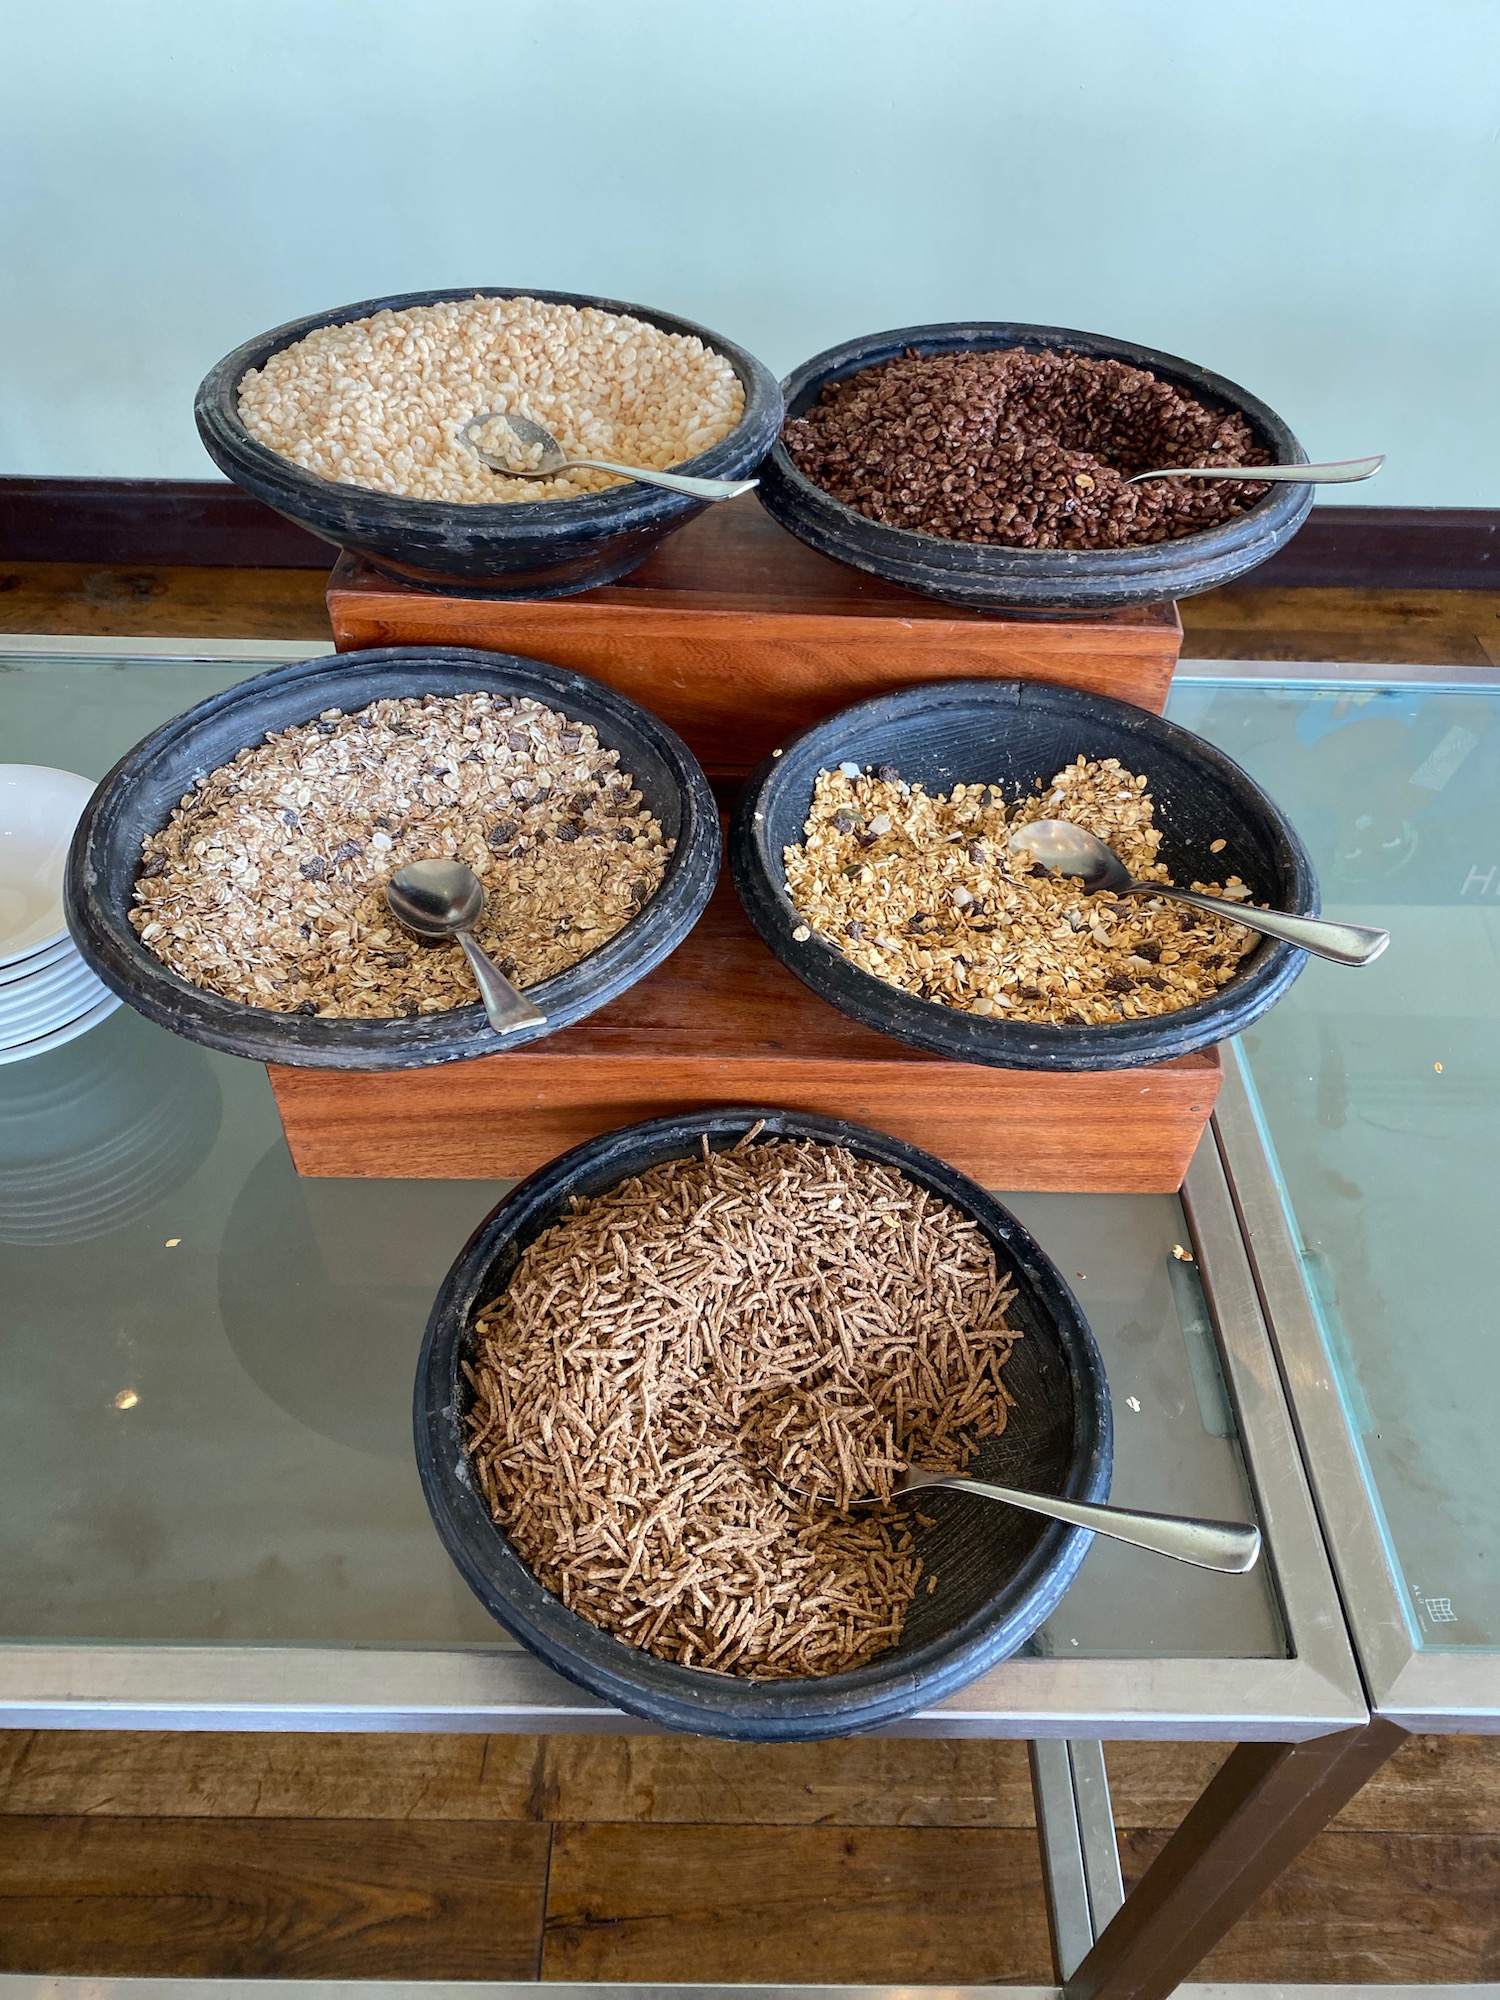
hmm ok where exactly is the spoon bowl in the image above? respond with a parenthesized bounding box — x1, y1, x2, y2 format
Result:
(385, 857, 486, 935)
(385, 858, 546, 1035)
(1009, 818, 1390, 968)
(461, 410, 758, 503)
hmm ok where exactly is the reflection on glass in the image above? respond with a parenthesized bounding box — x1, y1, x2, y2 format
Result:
(1172, 682, 1500, 1653)
(0, 1006, 221, 1245)
(0, 657, 1286, 1661)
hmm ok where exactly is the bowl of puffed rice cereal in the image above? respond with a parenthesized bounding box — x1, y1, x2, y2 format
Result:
(758, 320, 1311, 610)
(729, 679, 1317, 1072)
(195, 287, 783, 596)
(416, 1107, 1110, 1739)
(64, 646, 720, 1068)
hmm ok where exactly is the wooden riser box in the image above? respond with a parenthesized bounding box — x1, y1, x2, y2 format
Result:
(327, 498, 1182, 778)
(268, 873, 1221, 1193)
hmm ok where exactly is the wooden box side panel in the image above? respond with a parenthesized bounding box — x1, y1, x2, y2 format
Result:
(267, 1046, 1221, 1194)
(327, 589, 1181, 763)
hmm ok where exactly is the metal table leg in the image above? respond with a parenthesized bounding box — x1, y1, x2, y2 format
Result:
(1031, 1739, 1126, 1980)
(1063, 1717, 1409, 2000)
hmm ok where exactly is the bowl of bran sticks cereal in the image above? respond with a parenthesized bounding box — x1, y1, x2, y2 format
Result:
(415, 1108, 1110, 1740)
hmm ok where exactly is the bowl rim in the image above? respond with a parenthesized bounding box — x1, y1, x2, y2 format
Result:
(196, 284, 783, 531)
(414, 1106, 1112, 1739)
(766, 318, 1310, 574)
(729, 678, 1317, 1074)
(63, 645, 721, 1070)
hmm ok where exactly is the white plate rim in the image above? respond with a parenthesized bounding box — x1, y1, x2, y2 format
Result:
(0, 765, 97, 966)
(0, 990, 122, 1065)
(0, 935, 78, 987)
(0, 968, 107, 1033)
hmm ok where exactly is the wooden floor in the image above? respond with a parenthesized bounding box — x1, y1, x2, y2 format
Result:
(0, 559, 1497, 1984)
(1, 1731, 1498, 1982)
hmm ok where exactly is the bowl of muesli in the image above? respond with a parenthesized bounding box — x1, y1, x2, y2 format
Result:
(729, 679, 1316, 1072)
(64, 646, 720, 1068)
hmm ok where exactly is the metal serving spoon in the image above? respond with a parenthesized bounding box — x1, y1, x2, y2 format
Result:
(1125, 453, 1383, 486)
(794, 1463, 1261, 1574)
(1008, 820, 1389, 968)
(459, 410, 757, 502)
(385, 859, 546, 1035)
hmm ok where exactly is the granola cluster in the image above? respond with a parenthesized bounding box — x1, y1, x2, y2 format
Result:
(131, 692, 672, 1017)
(783, 755, 1257, 1026)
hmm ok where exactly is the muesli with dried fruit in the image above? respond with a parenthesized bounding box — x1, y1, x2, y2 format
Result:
(130, 691, 672, 1017)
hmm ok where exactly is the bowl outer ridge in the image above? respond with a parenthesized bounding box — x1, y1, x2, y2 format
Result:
(64, 646, 720, 1069)
(414, 1107, 1112, 1741)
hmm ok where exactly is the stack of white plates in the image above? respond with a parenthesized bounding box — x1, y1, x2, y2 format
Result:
(0, 765, 121, 1065)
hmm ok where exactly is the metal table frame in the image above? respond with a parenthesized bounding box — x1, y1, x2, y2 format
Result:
(5, 639, 1475, 1998)
(0, 1112, 1361, 1743)
(1214, 1050, 1500, 1735)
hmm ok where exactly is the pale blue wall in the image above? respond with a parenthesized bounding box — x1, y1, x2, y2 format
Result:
(3, 0, 1497, 503)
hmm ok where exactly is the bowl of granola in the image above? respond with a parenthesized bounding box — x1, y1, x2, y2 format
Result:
(64, 647, 720, 1068)
(729, 680, 1316, 1072)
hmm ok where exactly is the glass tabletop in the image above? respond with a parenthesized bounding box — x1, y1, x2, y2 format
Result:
(0, 653, 1280, 1667)
(1171, 674, 1500, 1658)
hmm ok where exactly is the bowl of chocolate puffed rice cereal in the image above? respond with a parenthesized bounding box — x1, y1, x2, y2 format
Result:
(416, 1107, 1110, 1739)
(758, 320, 1311, 610)
(64, 646, 720, 1069)
(195, 287, 783, 597)
(729, 679, 1317, 1073)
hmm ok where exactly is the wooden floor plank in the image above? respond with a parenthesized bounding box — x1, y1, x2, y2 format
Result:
(1179, 626, 1495, 667)
(1106, 1735, 1500, 1836)
(1184, 628, 1496, 668)
(2, 558, 1498, 672)
(540, 1821, 1052, 1983)
(0, 1730, 544, 1822)
(538, 1734, 1038, 1827)
(1180, 583, 1500, 640)
(6, 1730, 1498, 1836)
(0, 1814, 551, 1979)
(1123, 1826, 1500, 1984)
(0, 1731, 1038, 1828)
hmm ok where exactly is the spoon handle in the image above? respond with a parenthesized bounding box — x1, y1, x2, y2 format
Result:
(902, 1470, 1261, 1573)
(572, 457, 759, 502)
(457, 932, 548, 1035)
(1131, 885, 1389, 967)
(1127, 455, 1383, 485)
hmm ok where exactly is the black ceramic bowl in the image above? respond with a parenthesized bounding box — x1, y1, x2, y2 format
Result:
(758, 321, 1311, 611)
(415, 1108, 1111, 1740)
(65, 646, 719, 1070)
(196, 287, 783, 597)
(730, 680, 1316, 1073)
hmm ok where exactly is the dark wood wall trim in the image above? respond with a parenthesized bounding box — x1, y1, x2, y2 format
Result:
(0, 478, 332, 568)
(1, 478, 1495, 588)
(1254, 506, 1495, 590)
